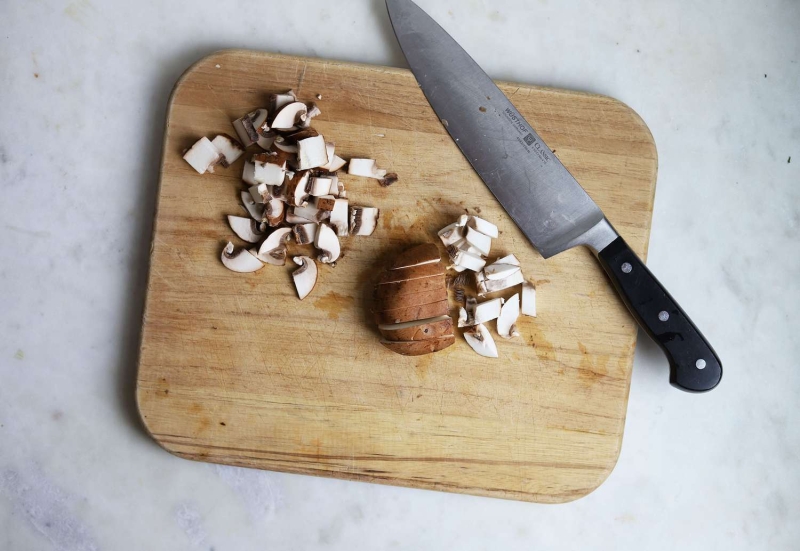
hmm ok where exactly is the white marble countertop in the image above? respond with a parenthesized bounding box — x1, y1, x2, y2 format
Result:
(1, 0, 798, 549)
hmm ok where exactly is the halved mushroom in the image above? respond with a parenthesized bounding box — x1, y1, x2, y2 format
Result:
(291, 256, 318, 300)
(476, 269, 525, 296)
(256, 227, 292, 266)
(269, 90, 297, 112)
(497, 293, 521, 339)
(350, 206, 379, 236)
(467, 216, 499, 238)
(293, 222, 318, 245)
(183, 137, 222, 174)
(265, 197, 285, 227)
(211, 134, 244, 167)
(391, 243, 441, 270)
(221, 242, 264, 273)
(347, 158, 387, 179)
(329, 198, 349, 237)
(521, 281, 537, 317)
(438, 222, 464, 246)
(314, 223, 341, 264)
(379, 335, 455, 356)
(464, 226, 492, 256)
(463, 323, 498, 358)
(379, 315, 454, 342)
(271, 101, 308, 130)
(227, 215, 267, 243)
(297, 135, 329, 170)
(240, 190, 265, 222)
(293, 204, 330, 223)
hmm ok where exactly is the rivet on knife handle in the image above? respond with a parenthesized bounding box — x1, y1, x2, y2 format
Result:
(597, 236, 723, 392)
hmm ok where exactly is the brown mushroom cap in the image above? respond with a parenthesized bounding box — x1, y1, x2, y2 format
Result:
(373, 299, 450, 325)
(374, 274, 447, 302)
(375, 287, 448, 312)
(378, 262, 445, 284)
(379, 335, 455, 356)
(390, 243, 441, 270)
(379, 317, 453, 342)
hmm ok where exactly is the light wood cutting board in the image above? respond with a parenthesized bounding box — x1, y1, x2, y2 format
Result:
(136, 50, 657, 503)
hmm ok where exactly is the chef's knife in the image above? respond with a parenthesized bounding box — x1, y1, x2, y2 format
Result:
(386, 0, 722, 392)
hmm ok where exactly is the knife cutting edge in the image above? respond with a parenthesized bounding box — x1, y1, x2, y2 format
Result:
(386, 0, 722, 392)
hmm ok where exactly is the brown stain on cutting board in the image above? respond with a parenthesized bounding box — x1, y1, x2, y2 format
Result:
(136, 50, 657, 504)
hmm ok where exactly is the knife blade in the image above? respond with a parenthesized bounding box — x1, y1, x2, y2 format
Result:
(386, 0, 722, 392)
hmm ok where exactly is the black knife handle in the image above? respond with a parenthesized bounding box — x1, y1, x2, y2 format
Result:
(597, 236, 722, 392)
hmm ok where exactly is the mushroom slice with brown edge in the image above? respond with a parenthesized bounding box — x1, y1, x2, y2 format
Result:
(298, 102, 322, 128)
(227, 215, 266, 243)
(321, 154, 347, 172)
(240, 190, 265, 222)
(314, 223, 340, 264)
(350, 206, 379, 236)
(183, 137, 222, 174)
(293, 204, 330, 223)
(379, 315, 454, 342)
(269, 90, 297, 112)
(374, 274, 448, 302)
(256, 227, 292, 266)
(291, 256, 318, 300)
(380, 335, 455, 356)
(211, 134, 244, 167)
(390, 243, 441, 270)
(521, 281, 537, 317)
(271, 102, 308, 130)
(467, 216, 499, 238)
(476, 269, 524, 296)
(494, 253, 521, 266)
(221, 242, 264, 273)
(232, 108, 268, 147)
(497, 293, 521, 339)
(347, 158, 387, 179)
(293, 223, 318, 245)
(464, 226, 492, 256)
(438, 222, 464, 246)
(287, 171, 312, 207)
(252, 153, 286, 186)
(265, 197, 285, 227)
(256, 124, 276, 150)
(329, 198, 349, 237)
(447, 247, 486, 272)
(285, 211, 313, 225)
(463, 323, 498, 358)
(377, 287, 448, 312)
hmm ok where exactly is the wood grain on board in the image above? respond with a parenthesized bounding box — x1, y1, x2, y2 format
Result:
(136, 50, 658, 503)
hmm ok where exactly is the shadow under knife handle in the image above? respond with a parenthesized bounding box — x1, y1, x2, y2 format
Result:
(597, 236, 722, 392)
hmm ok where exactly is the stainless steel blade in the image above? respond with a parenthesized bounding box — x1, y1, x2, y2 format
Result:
(386, 0, 617, 258)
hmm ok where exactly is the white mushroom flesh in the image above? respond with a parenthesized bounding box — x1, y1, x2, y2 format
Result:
(464, 226, 492, 256)
(473, 297, 504, 325)
(297, 135, 329, 170)
(521, 281, 537, 317)
(253, 158, 286, 186)
(293, 223, 318, 245)
(476, 269, 525, 296)
(183, 137, 222, 174)
(256, 227, 292, 265)
(227, 215, 266, 243)
(323, 155, 347, 172)
(484, 262, 521, 281)
(242, 160, 257, 186)
(265, 197, 285, 227)
(497, 293, 521, 339)
(211, 135, 244, 167)
(350, 206, 379, 236)
(314, 223, 341, 264)
(347, 158, 387, 179)
(309, 176, 334, 196)
(463, 323, 498, 358)
(290, 172, 312, 207)
(293, 204, 329, 223)
(291, 256, 318, 300)
(232, 117, 255, 147)
(494, 254, 521, 266)
(467, 216, 499, 238)
(240, 190, 265, 222)
(448, 248, 486, 272)
(270, 90, 297, 112)
(438, 222, 464, 246)
(285, 212, 313, 224)
(221, 242, 264, 273)
(249, 184, 267, 204)
(329, 198, 349, 237)
(271, 101, 308, 130)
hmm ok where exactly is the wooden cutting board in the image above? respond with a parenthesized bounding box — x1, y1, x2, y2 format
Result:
(136, 50, 657, 503)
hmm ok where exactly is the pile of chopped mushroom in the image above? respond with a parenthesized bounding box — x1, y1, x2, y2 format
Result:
(439, 215, 537, 358)
(182, 90, 391, 300)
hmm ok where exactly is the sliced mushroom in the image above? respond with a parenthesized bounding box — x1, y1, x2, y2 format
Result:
(521, 281, 537, 317)
(297, 135, 329, 170)
(447, 247, 486, 272)
(484, 262, 521, 281)
(378, 261, 445, 284)
(221, 242, 264, 273)
(463, 323, 498, 358)
(265, 197, 285, 227)
(464, 226, 492, 256)
(308, 175, 334, 196)
(291, 256, 318, 300)
(211, 134, 244, 167)
(227, 215, 267, 243)
(269, 90, 297, 112)
(377, 287, 449, 312)
(476, 269, 525, 296)
(438, 222, 464, 246)
(321, 154, 347, 172)
(350, 206, 379, 236)
(293, 204, 330, 223)
(248, 184, 268, 204)
(347, 158, 387, 179)
(242, 159, 257, 186)
(232, 108, 269, 147)
(378, 316, 454, 342)
(271, 101, 308, 130)
(285, 171, 312, 207)
(314, 223, 341, 264)
(473, 297, 503, 325)
(285, 211, 313, 224)
(293, 222, 318, 245)
(467, 216, 499, 238)
(252, 153, 287, 186)
(256, 227, 292, 266)
(240, 190, 265, 222)
(374, 299, 450, 325)
(391, 243, 441, 270)
(256, 125, 276, 150)
(314, 195, 337, 211)
(329, 198, 349, 237)
(379, 335, 455, 356)
(183, 137, 222, 174)
(497, 293, 521, 339)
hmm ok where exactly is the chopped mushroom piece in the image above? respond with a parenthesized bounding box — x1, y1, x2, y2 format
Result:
(464, 226, 492, 256)
(183, 137, 222, 174)
(309, 175, 334, 196)
(467, 216, 499, 238)
(291, 256, 318, 300)
(321, 154, 347, 172)
(221, 242, 264, 273)
(314, 195, 337, 211)
(484, 262, 521, 281)
(494, 253, 521, 266)
(293, 222, 318, 245)
(211, 134, 244, 167)
(242, 160, 257, 186)
(299, 102, 322, 128)
(391, 243, 441, 270)
(473, 297, 504, 325)
(329, 198, 349, 237)
(232, 108, 269, 147)
(285, 211, 313, 224)
(287, 172, 312, 207)
(293, 204, 330, 223)
(463, 323, 498, 358)
(240, 190, 265, 222)
(378, 316, 453, 341)
(270, 90, 297, 112)
(350, 206, 379, 236)
(252, 153, 287, 186)
(497, 293, 521, 339)
(380, 335, 455, 356)
(227, 215, 266, 243)
(297, 135, 329, 170)
(521, 281, 537, 317)
(447, 246, 486, 272)
(348, 158, 387, 179)
(265, 197, 285, 227)
(248, 184, 268, 204)
(271, 101, 308, 130)
(476, 269, 525, 296)
(438, 223, 464, 246)
(256, 227, 292, 266)
(314, 223, 341, 264)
